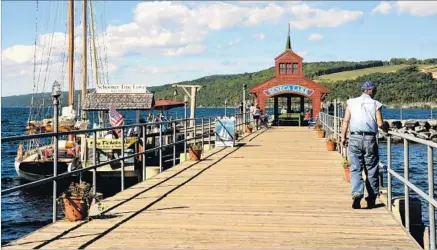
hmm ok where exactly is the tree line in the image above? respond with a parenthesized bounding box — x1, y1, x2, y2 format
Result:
(2, 58, 436, 108)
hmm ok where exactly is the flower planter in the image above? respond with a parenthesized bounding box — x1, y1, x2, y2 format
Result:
(63, 197, 88, 222)
(344, 167, 351, 183)
(317, 131, 325, 138)
(188, 148, 202, 161)
(245, 126, 253, 134)
(326, 141, 336, 151)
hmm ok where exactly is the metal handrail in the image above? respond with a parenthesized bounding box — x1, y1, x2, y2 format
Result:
(318, 110, 436, 249)
(0, 116, 218, 143)
(1, 112, 251, 223)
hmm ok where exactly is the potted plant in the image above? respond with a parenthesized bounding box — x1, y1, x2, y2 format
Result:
(326, 136, 337, 151)
(58, 182, 101, 222)
(245, 124, 253, 134)
(317, 128, 326, 138)
(342, 160, 351, 183)
(188, 143, 203, 161)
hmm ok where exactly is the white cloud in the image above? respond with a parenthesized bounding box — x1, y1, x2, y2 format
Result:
(308, 33, 323, 41)
(371, 1, 437, 16)
(228, 38, 241, 46)
(253, 33, 266, 40)
(2, 45, 35, 64)
(288, 4, 363, 30)
(162, 44, 208, 56)
(2, 1, 365, 96)
(394, 1, 437, 16)
(371, 1, 392, 15)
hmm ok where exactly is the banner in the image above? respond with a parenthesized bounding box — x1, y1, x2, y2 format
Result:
(87, 138, 137, 150)
(215, 117, 235, 147)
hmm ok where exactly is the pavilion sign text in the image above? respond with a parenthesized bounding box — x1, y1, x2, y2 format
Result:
(96, 84, 149, 94)
(264, 84, 314, 97)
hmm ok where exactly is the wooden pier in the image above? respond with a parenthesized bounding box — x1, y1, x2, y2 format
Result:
(3, 127, 420, 249)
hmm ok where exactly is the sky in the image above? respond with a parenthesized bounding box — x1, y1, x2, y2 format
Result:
(1, 1, 437, 97)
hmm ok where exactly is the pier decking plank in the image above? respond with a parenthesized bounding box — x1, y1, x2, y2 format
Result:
(3, 127, 419, 249)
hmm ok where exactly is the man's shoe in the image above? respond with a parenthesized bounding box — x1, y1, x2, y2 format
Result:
(352, 195, 361, 209)
(366, 197, 376, 209)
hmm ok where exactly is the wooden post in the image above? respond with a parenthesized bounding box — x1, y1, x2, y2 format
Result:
(190, 87, 196, 128)
(81, 0, 87, 120)
(300, 96, 304, 113)
(68, 0, 74, 107)
(274, 97, 279, 126)
(287, 97, 291, 113)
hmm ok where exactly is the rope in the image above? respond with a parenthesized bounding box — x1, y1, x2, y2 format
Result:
(28, 0, 40, 123)
(102, 1, 110, 85)
(89, 0, 100, 88)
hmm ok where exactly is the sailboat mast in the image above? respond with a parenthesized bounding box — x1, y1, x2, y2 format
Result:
(81, 0, 87, 120)
(68, 0, 74, 107)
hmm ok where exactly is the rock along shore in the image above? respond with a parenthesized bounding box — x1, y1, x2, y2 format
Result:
(378, 119, 437, 143)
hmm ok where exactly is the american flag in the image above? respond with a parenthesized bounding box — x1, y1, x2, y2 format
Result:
(109, 108, 124, 137)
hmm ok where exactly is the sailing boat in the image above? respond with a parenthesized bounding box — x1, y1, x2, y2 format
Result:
(15, 0, 89, 181)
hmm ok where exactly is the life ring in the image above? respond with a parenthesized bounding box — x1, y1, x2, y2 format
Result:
(16, 144, 24, 161)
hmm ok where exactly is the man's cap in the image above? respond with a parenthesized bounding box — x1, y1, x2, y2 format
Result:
(361, 80, 376, 91)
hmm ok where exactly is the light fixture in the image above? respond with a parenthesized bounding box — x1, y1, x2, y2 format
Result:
(224, 98, 228, 105)
(173, 89, 178, 97)
(52, 81, 61, 98)
(184, 95, 188, 103)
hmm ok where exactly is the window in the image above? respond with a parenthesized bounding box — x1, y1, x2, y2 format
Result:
(292, 63, 298, 73)
(279, 63, 285, 74)
(286, 63, 292, 74)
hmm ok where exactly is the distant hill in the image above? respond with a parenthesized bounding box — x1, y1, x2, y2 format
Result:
(316, 64, 436, 82)
(2, 58, 437, 108)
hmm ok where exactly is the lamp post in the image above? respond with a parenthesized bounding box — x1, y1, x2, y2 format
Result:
(224, 98, 228, 117)
(243, 84, 247, 124)
(51, 80, 61, 223)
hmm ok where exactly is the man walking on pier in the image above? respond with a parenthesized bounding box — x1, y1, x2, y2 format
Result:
(340, 80, 388, 209)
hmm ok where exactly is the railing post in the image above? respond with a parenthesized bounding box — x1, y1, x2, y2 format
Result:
(121, 128, 125, 191)
(142, 125, 146, 181)
(93, 131, 97, 196)
(201, 118, 204, 152)
(159, 123, 163, 173)
(428, 146, 435, 249)
(334, 99, 337, 138)
(387, 135, 392, 212)
(404, 138, 410, 231)
(209, 117, 212, 150)
(173, 121, 176, 167)
(194, 119, 197, 145)
(52, 99, 59, 223)
(183, 119, 187, 162)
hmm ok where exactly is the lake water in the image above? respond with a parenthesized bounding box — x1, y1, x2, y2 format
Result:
(1, 107, 436, 245)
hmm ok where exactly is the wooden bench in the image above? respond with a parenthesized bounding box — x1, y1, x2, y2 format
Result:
(278, 113, 303, 126)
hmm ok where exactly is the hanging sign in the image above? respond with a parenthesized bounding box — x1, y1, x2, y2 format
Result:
(215, 117, 235, 147)
(96, 84, 149, 94)
(87, 138, 137, 150)
(264, 84, 314, 97)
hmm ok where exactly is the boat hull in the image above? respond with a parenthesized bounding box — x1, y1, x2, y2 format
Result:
(14, 158, 79, 182)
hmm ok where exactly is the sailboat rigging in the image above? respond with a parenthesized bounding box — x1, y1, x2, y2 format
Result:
(16, 0, 92, 181)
